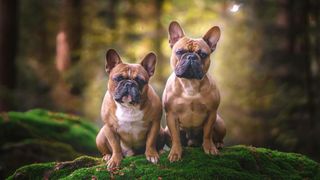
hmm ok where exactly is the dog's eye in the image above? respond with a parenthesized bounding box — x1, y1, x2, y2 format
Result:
(176, 49, 186, 56)
(113, 76, 125, 82)
(198, 51, 208, 59)
(135, 77, 147, 87)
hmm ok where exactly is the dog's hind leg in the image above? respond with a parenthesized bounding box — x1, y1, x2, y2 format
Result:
(213, 114, 226, 149)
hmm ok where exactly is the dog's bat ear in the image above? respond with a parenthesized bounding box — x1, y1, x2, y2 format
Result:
(168, 21, 185, 48)
(141, 52, 156, 77)
(203, 26, 221, 52)
(105, 49, 122, 74)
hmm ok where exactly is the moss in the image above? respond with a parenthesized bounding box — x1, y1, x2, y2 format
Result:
(0, 109, 99, 155)
(7, 146, 320, 180)
(8, 162, 55, 180)
(0, 109, 99, 179)
(1, 139, 81, 167)
(2, 110, 319, 179)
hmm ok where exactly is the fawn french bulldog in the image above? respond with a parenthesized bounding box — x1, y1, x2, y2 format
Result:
(96, 49, 164, 168)
(163, 21, 226, 162)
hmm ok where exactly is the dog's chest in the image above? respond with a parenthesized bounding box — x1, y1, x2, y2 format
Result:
(181, 80, 201, 97)
(174, 81, 214, 128)
(115, 105, 147, 139)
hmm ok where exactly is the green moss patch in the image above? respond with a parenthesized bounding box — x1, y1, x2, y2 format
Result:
(0, 109, 99, 178)
(8, 146, 320, 180)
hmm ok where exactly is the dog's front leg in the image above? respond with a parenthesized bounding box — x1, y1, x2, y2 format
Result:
(167, 112, 182, 162)
(202, 111, 219, 155)
(104, 125, 123, 168)
(145, 117, 161, 164)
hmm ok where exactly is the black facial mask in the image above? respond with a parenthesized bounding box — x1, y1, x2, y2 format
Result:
(175, 53, 204, 80)
(114, 80, 140, 104)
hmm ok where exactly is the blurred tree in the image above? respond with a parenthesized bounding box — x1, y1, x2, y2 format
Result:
(153, 0, 166, 85)
(0, 0, 18, 111)
(249, 0, 320, 159)
(56, 0, 83, 73)
(15, 0, 60, 110)
(51, 0, 84, 114)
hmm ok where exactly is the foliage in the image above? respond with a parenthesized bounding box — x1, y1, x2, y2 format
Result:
(7, 146, 320, 180)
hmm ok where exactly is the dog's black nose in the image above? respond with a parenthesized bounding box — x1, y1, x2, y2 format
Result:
(124, 80, 135, 88)
(187, 54, 198, 61)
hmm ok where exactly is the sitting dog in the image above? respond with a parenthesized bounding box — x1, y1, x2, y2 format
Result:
(96, 49, 163, 168)
(163, 21, 226, 162)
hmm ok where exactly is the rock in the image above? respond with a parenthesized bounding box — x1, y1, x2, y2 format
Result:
(0, 109, 99, 179)
(7, 146, 320, 179)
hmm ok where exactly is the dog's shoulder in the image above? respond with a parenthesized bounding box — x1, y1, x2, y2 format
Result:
(101, 91, 116, 122)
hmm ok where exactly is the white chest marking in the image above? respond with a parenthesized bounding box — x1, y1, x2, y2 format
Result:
(115, 103, 146, 139)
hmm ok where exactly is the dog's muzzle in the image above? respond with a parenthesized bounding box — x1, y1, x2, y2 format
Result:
(114, 80, 140, 105)
(175, 53, 204, 80)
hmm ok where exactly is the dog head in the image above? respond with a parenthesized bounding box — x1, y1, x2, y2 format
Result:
(105, 49, 156, 107)
(168, 21, 220, 80)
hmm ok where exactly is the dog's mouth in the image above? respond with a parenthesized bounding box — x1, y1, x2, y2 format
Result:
(175, 59, 204, 80)
(115, 95, 139, 106)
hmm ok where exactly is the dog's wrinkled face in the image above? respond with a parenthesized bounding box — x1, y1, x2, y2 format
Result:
(111, 65, 148, 106)
(168, 21, 221, 80)
(173, 38, 211, 80)
(105, 49, 156, 106)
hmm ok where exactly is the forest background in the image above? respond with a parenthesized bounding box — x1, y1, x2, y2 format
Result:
(0, 0, 319, 161)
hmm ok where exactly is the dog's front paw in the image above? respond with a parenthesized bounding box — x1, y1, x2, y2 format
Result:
(102, 154, 112, 162)
(106, 152, 123, 169)
(145, 148, 159, 164)
(215, 142, 224, 149)
(203, 140, 219, 155)
(168, 144, 182, 162)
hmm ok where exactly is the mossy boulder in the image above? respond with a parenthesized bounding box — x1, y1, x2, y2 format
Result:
(8, 145, 320, 179)
(0, 109, 99, 179)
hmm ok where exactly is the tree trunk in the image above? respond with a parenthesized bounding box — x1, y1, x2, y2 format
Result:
(56, 0, 82, 72)
(0, 0, 18, 111)
(153, 0, 166, 83)
(52, 0, 83, 113)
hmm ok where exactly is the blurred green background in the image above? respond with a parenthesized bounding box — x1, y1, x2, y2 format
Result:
(0, 0, 319, 161)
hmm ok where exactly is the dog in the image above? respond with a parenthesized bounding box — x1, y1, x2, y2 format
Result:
(162, 21, 226, 162)
(96, 49, 164, 168)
